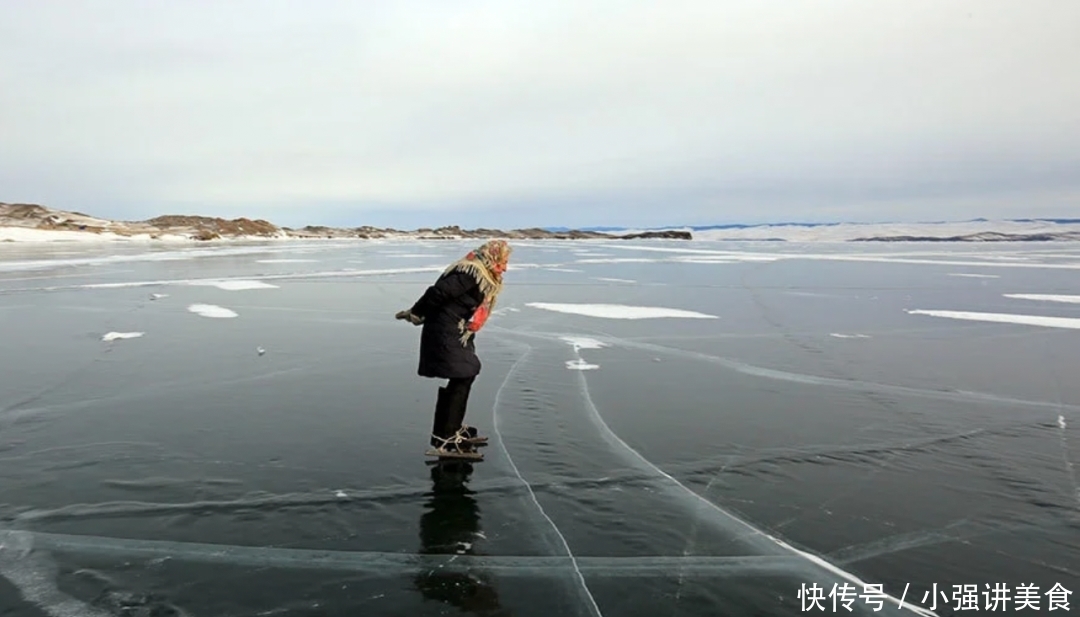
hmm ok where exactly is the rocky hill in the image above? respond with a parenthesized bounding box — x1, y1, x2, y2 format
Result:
(0, 202, 691, 242)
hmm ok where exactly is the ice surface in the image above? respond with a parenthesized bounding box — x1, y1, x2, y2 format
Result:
(187, 303, 239, 319)
(3, 238, 1078, 616)
(947, 273, 1000, 279)
(906, 309, 1080, 329)
(527, 303, 718, 320)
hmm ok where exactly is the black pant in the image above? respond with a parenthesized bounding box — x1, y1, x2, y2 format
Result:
(431, 376, 474, 446)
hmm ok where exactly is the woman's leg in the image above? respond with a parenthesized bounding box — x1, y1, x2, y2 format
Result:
(430, 386, 449, 447)
(442, 376, 475, 440)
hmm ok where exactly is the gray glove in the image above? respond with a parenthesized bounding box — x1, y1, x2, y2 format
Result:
(395, 309, 423, 325)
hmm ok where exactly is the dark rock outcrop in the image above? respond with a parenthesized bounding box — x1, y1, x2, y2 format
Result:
(145, 215, 281, 237)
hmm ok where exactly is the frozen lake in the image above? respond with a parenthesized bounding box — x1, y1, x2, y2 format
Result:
(1, 238, 1078, 616)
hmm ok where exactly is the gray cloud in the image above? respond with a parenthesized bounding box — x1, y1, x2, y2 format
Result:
(2, 1, 1078, 227)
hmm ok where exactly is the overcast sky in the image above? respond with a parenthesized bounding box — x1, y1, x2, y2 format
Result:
(2, 1, 1078, 229)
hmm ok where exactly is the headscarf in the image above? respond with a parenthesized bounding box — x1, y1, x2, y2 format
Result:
(443, 239, 511, 344)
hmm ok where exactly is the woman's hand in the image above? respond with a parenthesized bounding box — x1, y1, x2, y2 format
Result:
(395, 309, 424, 325)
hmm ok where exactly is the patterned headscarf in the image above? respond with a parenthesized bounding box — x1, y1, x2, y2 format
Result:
(445, 239, 512, 343)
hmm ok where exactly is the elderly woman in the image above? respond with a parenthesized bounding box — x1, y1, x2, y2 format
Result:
(396, 239, 511, 460)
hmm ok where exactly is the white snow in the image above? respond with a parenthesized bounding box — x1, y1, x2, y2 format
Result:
(546, 268, 583, 273)
(906, 309, 1080, 330)
(948, 273, 1000, 279)
(560, 336, 608, 352)
(257, 259, 317, 263)
(188, 304, 239, 319)
(829, 333, 871, 339)
(574, 257, 661, 264)
(673, 257, 739, 264)
(334, 490, 347, 498)
(1004, 294, 1080, 304)
(0, 226, 190, 243)
(527, 302, 718, 320)
(101, 332, 144, 342)
(566, 359, 600, 371)
(1060, 415, 1068, 430)
(593, 277, 636, 283)
(188, 280, 280, 291)
(150, 293, 169, 300)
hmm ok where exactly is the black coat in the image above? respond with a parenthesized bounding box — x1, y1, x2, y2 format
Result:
(409, 269, 485, 380)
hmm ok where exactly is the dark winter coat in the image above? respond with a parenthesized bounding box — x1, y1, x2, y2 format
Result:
(409, 269, 485, 379)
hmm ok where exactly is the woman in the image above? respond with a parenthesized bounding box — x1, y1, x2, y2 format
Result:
(396, 239, 512, 460)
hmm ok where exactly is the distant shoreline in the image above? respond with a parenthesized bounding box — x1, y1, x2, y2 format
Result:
(3, 202, 1080, 244)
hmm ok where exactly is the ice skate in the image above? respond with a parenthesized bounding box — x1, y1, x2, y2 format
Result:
(459, 424, 489, 445)
(425, 432, 484, 461)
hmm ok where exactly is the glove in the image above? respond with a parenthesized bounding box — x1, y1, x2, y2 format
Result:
(395, 309, 424, 325)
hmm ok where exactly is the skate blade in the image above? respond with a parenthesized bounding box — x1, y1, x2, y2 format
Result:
(425, 448, 484, 461)
(464, 437, 489, 446)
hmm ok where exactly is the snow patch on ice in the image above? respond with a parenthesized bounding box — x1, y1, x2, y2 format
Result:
(334, 490, 347, 498)
(527, 302, 718, 320)
(150, 293, 168, 300)
(188, 304, 238, 319)
(102, 332, 144, 342)
(947, 273, 1000, 279)
(546, 268, 583, 273)
(673, 257, 738, 264)
(257, 259, 317, 264)
(1004, 294, 1080, 304)
(566, 359, 600, 371)
(906, 309, 1080, 330)
(189, 280, 279, 291)
(560, 336, 608, 352)
(574, 257, 661, 264)
(594, 277, 636, 283)
(829, 333, 871, 339)
(1060, 415, 1068, 430)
